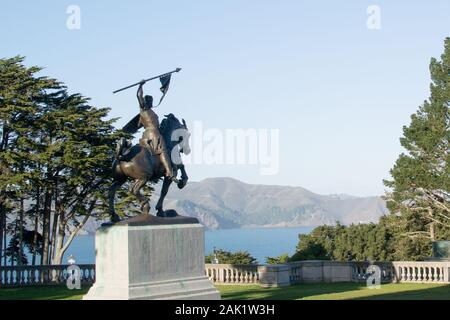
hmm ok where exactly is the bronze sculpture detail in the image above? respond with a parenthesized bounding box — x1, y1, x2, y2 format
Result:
(108, 70, 192, 223)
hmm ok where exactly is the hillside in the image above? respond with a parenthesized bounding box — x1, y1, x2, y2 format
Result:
(154, 177, 387, 230)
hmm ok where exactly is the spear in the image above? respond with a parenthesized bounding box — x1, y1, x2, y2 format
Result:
(112, 68, 182, 94)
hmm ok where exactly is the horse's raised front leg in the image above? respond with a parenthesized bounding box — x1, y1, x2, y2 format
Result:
(177, 164, 188, 189)
(156, 176, 172, 217)
(130, 179, 150, 215)
(109, 179, 125, 223)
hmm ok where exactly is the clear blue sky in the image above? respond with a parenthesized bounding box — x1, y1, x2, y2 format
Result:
(1, 1, 449, 196)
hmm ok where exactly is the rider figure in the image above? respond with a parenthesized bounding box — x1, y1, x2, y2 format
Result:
(136, 80, 178, 183)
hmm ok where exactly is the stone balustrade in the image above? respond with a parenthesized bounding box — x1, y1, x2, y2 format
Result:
(205, 264, 259, 285)
(392, 261, 450, 283)
(0, 264, 95, 287)
(351, 261, 396, 283)
(205, 260, 450, 287)
(1, 261, 449, 288)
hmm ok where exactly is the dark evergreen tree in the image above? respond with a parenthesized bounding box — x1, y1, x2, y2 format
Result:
(384, 38, 450, 244)
(1, 56, 128, 266)
(205, 249, 257, 265)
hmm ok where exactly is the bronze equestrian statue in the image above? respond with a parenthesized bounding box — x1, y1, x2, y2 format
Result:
(108, 77, 191, 223)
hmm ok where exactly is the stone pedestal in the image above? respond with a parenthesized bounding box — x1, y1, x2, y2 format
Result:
(84, 222, 220, 300)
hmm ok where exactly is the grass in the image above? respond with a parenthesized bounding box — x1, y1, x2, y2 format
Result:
(0, 286, 89, 300)
(0, 283, 449, 300)
(218, 282, 450, 300)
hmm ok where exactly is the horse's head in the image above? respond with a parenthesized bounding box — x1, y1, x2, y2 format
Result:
(160, 113, 191, 158)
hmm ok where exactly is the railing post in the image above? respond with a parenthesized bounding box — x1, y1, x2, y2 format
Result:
(258, 264, 290, 288)
(444, 265, 450, 282)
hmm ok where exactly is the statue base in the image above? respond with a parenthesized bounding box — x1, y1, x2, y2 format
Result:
(83, 222, 220, 300)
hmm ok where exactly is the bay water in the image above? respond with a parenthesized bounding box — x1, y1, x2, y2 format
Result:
(63, 226, 314, 264)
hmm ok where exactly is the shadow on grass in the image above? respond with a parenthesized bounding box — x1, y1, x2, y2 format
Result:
(351, 284, 450, 300)
(219, 282, 450, 300)
(219, 282, 367, 300)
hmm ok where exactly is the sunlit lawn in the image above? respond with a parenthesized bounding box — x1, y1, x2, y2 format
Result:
(0, 283, 449, 300)
(217, 282, 450, 300)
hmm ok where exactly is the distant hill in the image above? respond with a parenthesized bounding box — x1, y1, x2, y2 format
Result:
(154, 177, 387, 229)
(82, 177, 388, 233)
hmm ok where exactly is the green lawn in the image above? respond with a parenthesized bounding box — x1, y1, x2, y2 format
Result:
(0, 286, 89, 300)
(218, 282, 450, 300)
(0, 283, 449, 300)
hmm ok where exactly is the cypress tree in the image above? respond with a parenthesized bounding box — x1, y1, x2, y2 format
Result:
(384, 38, 450, 244)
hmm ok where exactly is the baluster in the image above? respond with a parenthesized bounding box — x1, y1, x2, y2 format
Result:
(64, 268, 68, 284)
(23, 267, 27, 285)
(80, 267, 86, 284)
(60, 266, 65, 284)
(51, 267, 56, 284)
(225, 269, 230, 283)
(44, 266, 50, 284)
(30, 267, 34, 285)
(435, 267, 440, 282)
(18, 268, 23, 285)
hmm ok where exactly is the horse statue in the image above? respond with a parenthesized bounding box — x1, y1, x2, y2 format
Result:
(108, 113, 191, 223)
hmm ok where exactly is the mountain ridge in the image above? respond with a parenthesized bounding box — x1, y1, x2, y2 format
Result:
(150, 177, 387, 229)
(82, 177, 388, 233)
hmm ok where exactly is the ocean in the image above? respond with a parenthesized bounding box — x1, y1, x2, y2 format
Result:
(62, 226, 314, 264)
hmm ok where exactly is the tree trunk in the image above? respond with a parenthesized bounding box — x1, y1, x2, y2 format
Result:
(50, 183, 60, 263)
(53, 210, 92, 265)
(2, 225, 6, 266)
(18, 198, 24, 266)
(41, 189, 52, 265)
(50, 212, 59, 262)
(52, 218, 66, 265)
(0, 209, 4, 267)
(31, 186, 40, 266)
(429, 223, 436, 241)
(429, 209, 436, 241)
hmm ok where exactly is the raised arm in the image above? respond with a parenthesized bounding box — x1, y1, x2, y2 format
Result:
(137, 80, 145, 109)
